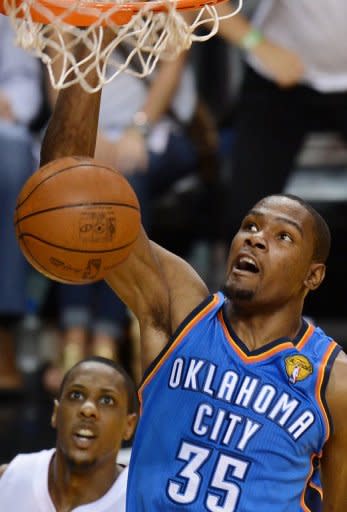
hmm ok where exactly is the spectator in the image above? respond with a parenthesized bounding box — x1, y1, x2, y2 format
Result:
(0, 15, 42, 392)
(214, 0, 347, 236)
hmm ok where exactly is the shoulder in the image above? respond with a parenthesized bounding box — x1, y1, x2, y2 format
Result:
(327, 349, 347, 397)
(320, 351, 347, 507)
(0, 449, 53, 480)
(117, 464, 128, 480)
(0, 464, 8, 478)
(326, 350, 347, 429)
(111, 464, 128, 505)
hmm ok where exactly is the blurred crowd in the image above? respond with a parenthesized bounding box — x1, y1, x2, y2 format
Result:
(0, 0, 347, 413)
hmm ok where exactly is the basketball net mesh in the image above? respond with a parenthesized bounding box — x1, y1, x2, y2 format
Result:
(3, 0, 242, 93)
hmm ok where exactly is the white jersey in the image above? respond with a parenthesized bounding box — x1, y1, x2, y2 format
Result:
(248, 0, 347, 92)
(0, 449, 128, 512)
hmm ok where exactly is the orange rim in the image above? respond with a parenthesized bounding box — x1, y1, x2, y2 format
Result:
(0, 0, 225, 26)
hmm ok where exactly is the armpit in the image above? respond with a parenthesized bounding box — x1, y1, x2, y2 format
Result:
(149, 302, 172, 336)
(326, 350, 347, 426)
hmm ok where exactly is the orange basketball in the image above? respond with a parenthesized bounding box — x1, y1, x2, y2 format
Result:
(14, 156, 141, 284)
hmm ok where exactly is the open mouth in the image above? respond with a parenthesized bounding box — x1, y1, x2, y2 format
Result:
(235, 255, 259, 274)
(73, 428, 97, 448)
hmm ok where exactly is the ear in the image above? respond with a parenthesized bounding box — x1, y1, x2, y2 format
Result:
(304, 263, 326, 291)
(123, 413, 138, 441)
(51, 399, 60, 429)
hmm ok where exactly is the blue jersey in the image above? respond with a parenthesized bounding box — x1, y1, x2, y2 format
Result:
(126, 292, 341, 512)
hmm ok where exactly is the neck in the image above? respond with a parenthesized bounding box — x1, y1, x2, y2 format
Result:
(225, 301, 304, 351)
(48, 450, 120, 512)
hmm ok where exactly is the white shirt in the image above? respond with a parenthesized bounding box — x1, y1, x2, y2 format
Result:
(248, 0, 347, 92)
(0, 449, 128, 512)
(99, 51, 197, 153)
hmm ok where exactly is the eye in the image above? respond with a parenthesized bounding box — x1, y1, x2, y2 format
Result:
(279, 232, 293, 242)
(100, 395, 115, 406)
(69, 390, 84, 400)
(244, 221, 258, 232)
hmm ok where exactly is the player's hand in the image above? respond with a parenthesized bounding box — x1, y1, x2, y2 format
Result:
(113, 128, 149, 175)
(251, 40, 305, 88)
(0, 92, 15, 122)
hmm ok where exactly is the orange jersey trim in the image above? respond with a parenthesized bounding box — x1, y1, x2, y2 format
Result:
(308, 481, 323, 500)
(300, 453, 322, 512)
(138, 294, 220, 413)
(296, 323, 315, 350)
(218, 311, 296, 363)
(315, 340, 338, 443)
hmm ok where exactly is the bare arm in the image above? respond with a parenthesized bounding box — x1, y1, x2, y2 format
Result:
(106, 233, 209, 371)
(40, 74, 101, 165)
(47, 43, 188, 174)
(194, 1, 304, 88)
(321, 351, 347, 511)
(0, 464, 8, 478)
(47, 41, 187, 122)
(40, 40, 209, 373)
(215, 1, 257, 46)
(0, 91, 15, 122)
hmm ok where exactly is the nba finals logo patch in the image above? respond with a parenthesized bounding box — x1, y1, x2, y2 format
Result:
(285, 355, 313, 384)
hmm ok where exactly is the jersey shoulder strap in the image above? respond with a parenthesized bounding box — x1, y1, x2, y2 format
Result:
(141, 292, 225, 387)
(299, 324, 342, 442)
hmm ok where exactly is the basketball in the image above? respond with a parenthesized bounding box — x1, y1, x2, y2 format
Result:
(14, 156, 141, 284)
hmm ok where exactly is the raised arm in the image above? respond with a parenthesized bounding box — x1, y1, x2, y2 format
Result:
(321, 351, 347, 511)
(105, 236, 209, 369)
(198, 1, 304, 88)
(40, 40, 209, 372)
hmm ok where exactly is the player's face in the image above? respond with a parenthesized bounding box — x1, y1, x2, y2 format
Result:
(51, 362, 136, 470)
(224, 196, 322, 308)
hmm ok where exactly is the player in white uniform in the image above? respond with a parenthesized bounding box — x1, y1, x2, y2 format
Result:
(0, 356, 137, 512)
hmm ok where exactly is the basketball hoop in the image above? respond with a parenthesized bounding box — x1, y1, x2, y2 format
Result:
(0, 0, 243, 93)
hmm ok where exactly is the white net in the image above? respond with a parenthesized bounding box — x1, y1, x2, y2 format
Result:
(2, 0, 243, 93)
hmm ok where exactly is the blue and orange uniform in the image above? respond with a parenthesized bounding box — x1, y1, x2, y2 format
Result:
(126, 292, 341, 511)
